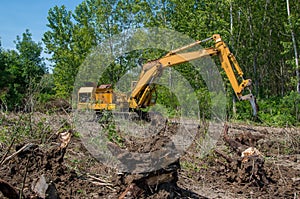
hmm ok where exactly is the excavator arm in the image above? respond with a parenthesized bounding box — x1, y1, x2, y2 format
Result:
(128, 34, 258, 116)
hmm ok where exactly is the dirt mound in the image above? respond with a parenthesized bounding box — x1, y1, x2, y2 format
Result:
(0, 141, 115, 198)
(0, 136, 200, 199)
(122, 123, 179, 153)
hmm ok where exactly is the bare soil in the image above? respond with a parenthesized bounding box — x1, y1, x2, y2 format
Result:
(0, 113, 299, 198)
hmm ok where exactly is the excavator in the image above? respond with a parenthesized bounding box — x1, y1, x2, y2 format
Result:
(77, 34, 258, 118)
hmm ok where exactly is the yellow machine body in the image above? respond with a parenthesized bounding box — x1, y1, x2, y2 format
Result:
(77, 84, 116, 111)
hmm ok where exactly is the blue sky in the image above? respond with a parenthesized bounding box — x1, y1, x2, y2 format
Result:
(0, 0, 82, 50)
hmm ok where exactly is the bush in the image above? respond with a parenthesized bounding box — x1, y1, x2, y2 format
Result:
(235, 91, 300, 126)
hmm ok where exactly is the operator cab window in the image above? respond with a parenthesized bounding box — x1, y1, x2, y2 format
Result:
(79, 93, 91, 103)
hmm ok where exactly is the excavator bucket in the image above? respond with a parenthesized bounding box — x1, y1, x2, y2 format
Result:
(240, 94, 258, 117)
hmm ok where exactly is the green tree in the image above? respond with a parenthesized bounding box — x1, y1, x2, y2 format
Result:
(15, 29, 46, 84)
(43, 5, 79, 98)
(0, 30, 45, 110)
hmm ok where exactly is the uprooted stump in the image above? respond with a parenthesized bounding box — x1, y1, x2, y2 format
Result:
(237, 155, 271, 187)
(119, 160, 181, 199)
(215, 124, 274, 188)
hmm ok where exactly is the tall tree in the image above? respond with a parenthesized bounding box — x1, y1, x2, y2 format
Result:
(286, 0, 299, 93)
(43, 5, 81, 98)
(0, 30, 45, 110)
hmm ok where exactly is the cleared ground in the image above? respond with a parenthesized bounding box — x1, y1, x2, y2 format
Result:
(0, 112, 299, 198)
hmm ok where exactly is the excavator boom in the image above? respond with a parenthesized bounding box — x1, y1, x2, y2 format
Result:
(128, 34, 258, 116)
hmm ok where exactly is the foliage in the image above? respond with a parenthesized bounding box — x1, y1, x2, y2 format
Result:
(35, 74, 56, 103)
(99, 111, 123, 146)
(0, 30, 46, 111)
(0, 113, 51, 146)
(155, 85, 180, 117)
(260, 91, 300, 126)
(43, 5, 80, 98)
(235, 91, 300, 126)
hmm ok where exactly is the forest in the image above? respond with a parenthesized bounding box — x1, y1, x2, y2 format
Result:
(0, 0, 299, 125)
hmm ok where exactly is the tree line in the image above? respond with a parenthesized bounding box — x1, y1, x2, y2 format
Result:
(0, 30, 47, 111)
(0, 0, 299, 125)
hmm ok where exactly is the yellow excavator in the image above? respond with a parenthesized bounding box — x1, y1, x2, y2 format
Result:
(77, 34, 258, 117)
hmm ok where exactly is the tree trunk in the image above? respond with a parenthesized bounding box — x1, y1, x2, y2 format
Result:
(286, 0, 300, 93)
(230, 1, 236, 117)
(232, 96, 237, 117)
